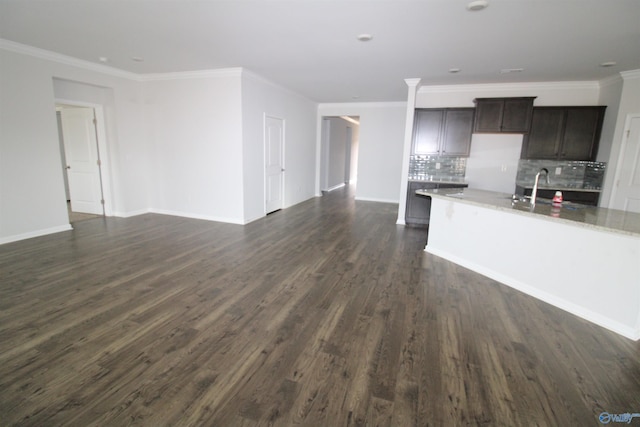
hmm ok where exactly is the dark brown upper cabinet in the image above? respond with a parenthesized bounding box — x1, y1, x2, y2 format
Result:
(522, 106, 606, 161)
(412, 108, 474, 157)
(473, 97, 536, 133)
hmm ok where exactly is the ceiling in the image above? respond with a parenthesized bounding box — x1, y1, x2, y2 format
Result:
(1, 0, 639, 103)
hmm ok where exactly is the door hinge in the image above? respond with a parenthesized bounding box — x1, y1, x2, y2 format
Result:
(97, 159, 102, 166)
(101, 199, 105, 205)
(93, 118, 97, 125)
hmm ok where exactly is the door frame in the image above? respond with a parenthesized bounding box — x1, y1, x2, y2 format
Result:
(263, 114, 285, 215)
(609, 113, 640, 210)
(55, 99, 113, 217)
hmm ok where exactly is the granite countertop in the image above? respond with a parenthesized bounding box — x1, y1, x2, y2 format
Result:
(515, 183, 602, 193)
(409, 177, 468, 185)
(416, 187, 640, 237)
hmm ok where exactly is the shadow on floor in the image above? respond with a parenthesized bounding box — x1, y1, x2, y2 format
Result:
(67, 201, 102, 223)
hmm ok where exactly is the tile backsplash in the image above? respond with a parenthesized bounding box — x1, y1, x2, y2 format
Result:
(409, 155, 467, 180)
(516, 159, 606, 189)
(409, 156, 606, 190)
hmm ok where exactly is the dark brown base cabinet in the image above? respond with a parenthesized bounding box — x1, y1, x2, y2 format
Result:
(515, 185, 600, 206)
(405, 181, 468, 227)
(522, 106, 606, 161)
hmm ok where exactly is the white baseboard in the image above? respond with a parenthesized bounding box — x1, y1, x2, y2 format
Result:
(149, 208, 245, 225)
(114, 209, 151, 218)
(355, 196, 399, 204)
(0, 224, 73, 245)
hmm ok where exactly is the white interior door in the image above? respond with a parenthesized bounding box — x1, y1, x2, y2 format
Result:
(610, 115, 640, 213)
(60, 107, 104, 215)
(265, 116, 284, 214)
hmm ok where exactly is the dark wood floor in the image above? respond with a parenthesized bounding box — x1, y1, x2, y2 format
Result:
(67, 201, 102, 223)
(1, 186, 638, 426)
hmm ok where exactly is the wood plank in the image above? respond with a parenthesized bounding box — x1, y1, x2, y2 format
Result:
(0, 186, 638, 425)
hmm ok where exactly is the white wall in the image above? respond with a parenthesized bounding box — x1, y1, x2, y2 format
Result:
(241, 71, 317, 223)
(0, 49, 69, 241)
(415, 81, 600, 108)
(0, 44, 148, 243)
(465, 134, 523, 194)
(318, 103, 407, 203)
(596, 76, 624, 165)
(0, 42, 318, 242)
(144, 71, 245, 223)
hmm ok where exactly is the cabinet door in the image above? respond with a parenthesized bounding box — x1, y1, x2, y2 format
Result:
(524, 108, 565, 159)
(473, 99, 504, 133)
(501, 98, 534, 132)
(560, 107, 604, 160)
(441, 109, 474, 156)
(412, 109, 444, 155)
(405, 182, 436, 226)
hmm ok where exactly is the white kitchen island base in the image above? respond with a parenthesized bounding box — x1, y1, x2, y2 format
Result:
(423, 190, 640, 341)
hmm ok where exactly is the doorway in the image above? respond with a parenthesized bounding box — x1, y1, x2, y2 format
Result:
(320, 116, 360, 192)
(56, 104, 106, 221)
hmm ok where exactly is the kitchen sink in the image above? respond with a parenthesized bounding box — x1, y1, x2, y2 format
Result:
(509, 195, 587, 210)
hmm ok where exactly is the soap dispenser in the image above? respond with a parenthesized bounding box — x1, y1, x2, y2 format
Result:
(552, 191, 563, 207)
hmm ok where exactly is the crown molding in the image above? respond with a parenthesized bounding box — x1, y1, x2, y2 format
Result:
(141, 68, 243, 81)
(319, 101, 406, 109)
(598, 74, 623, 89)
(0, 38, 142, 81)
(417, 80, 600, 94)
(404, 78, 422, 87)
(620, 69, 640, 80)
(1, 38, 245, 83)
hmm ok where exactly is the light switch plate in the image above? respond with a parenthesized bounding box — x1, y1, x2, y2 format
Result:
(555, 167, 562, 175)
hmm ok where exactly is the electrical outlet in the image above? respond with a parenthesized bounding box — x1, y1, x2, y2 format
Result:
(435, 162, 441, 170)
(555, 167, 562, 175)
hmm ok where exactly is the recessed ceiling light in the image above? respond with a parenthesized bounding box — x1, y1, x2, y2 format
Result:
(467, 0, 489, 11)
(357, 34, 373, 42)
(98, 56, 108, 63)
(449, 68, 461, 73)
(600, 61, 617, 67)
(500, 68, 524, 74)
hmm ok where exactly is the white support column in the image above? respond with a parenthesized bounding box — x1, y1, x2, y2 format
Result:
(396, 78, 422, 225)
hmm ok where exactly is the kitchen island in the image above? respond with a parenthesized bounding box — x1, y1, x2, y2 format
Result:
(416, 187, 640, 340)
(405, 178, 468, 227)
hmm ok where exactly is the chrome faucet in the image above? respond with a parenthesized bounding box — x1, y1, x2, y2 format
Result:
(529, 168, 549, 206)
